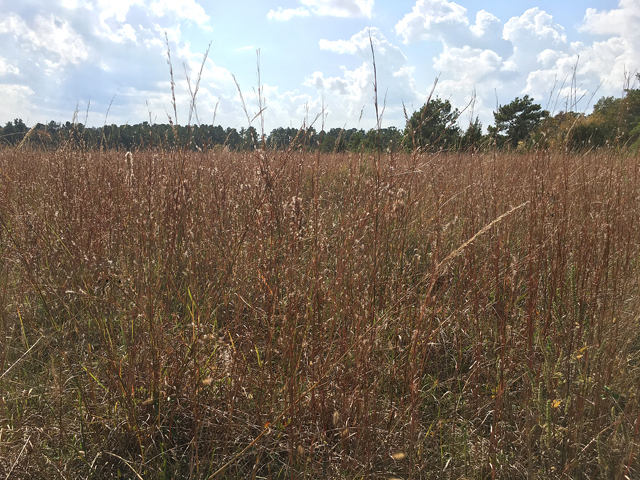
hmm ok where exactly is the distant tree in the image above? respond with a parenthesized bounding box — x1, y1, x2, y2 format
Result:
(347, 129, 365, 151)
(592, 87, 640, 147)
(1, 118, 29, 145)
(532, 111, 587, 150)
(488, 95, 548, 148)
(361, 127, 404, 152)
(404, 98, 461, 151)
(549, 86, 640, 150)
(460, 116, 483, 150)
(267, 127, 300, 150)
(224, 128, 241, 150)
(319, 128, 340, 152)
(238, 126, 258, 150)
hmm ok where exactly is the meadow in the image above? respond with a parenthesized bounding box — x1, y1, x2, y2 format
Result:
(1, 141, 640, 478)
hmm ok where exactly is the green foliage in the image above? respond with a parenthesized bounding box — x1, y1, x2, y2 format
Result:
(1, 118, 29, 145)
(319, 128, 348, 152)
(266, 127, 301, 150)
(488, 95, 548, 148)
(533, 111, 585, 150)
(403, 97, 461, 151)
(362, 126, 404, 152)
(460, 116, 483, 150)
(533, 85, 640, 151)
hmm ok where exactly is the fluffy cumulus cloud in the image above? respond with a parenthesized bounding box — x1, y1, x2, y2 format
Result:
(470, 10, 499, 38)
(433, 46, 502, 84)
(149, 0, 211, 28)
(0, 57, 20, 76)
(502, 7, 567, 75)
(503, 8, 566, 47)
(577, 0, 640, 89)
(1, 0, 639, 132)
(0, 0, 221, 126)
(395, 0, 468, 44)
(267, 7, 311, 21)
(115, 46, 319, 132)
(0, 85, 37, 123)
(302, 0, 374, 18)
(305, 27, 419, 126)
(394, 0, 518, 52)
(0, 0, 323, 130)
(580, 0, 640, 38)
(0, 13, 89, 67)
(392, 0, 640, 130)
(518, 0, 640, 107)
(260, 85, 318, 129)
(268, 0, 373, 21)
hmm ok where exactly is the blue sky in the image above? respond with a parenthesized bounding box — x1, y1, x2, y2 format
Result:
(0, 0, 636, 133)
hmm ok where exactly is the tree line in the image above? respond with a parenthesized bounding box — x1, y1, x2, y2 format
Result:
(3, 76, 639, 152)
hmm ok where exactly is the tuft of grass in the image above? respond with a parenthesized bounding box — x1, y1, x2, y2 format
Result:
(1, 144, 640, 479)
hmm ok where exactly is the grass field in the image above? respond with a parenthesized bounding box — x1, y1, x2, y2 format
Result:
(1, 144, 640, 478)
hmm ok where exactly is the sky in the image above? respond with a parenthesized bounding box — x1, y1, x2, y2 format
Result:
(0, 0, 637, 133)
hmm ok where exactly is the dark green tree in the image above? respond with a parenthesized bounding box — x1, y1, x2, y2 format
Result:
(347, 129, 365, 151)
(319, 128, 340, 152)
(267, 127, 300, 150)
(594, 86, 640, 147)
(1, 118, 29, 145)
(361, 127, 404, 152)
(404, 98, 461, 151)
(489, 95, 548, 148)
(461, 116, 483, 150)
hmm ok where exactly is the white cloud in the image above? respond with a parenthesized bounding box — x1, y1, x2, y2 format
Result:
(0, 57, 20, 76)
(518, 0, 640, 107)
(307, 28, 419, 126)
(304, 69, 357, 97)
(0, 85, 36, 125)
(150, 0, 211, 28)
(320, 27, 408, 70)
(91, 0, 210, 42)
(572, 37, 633, 90)
(0, 14, 89, 67)
(395, 0, 468, 44)
(497, 8, 568, 91)
(537, 49, 561, 69)
(158, 23, 182, 44)
(433, 46, 502, 83)
(106, 23, 138, 43)
(269, 0, 373, 20)
(0, 2, 219, 126)
(578, 0, 640, 89)
(260, 84, 317, 129)
(129, 55, 317, 132)
(580, 0, 640, 38)
(301, 0, 373, 18)
(96, 0, 144, 24)
(431, 45, 507, 127)
(393, 2, 585, 129)
(318, 38, 358, 55)
(267, 7, 311, 21)
(470, 10, 500, 37)
(61, 0, 80, 8)
(503, 8, 566, 49)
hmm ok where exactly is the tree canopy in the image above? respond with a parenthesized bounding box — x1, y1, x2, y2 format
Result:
(403, 98, 461, 151)
(489, 95, 548, 148)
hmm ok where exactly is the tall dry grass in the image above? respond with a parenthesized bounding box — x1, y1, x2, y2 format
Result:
(1, 143, 640, 479)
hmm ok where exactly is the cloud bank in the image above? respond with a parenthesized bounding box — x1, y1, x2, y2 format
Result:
(268, 0, 374, 21)
(0, 0, 638, 132)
